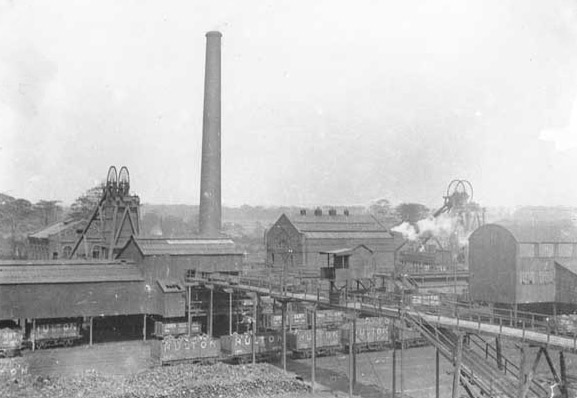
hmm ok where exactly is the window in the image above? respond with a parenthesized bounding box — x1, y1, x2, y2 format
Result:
(519, 244, 536, 258)
(92, 245, 101, 259)
(62, 246, 72, 259)
(539, 244, 555, 257)
(558, 244, 573, 257)
(334, 255, 350, 269)
(185, 269, 196, 280)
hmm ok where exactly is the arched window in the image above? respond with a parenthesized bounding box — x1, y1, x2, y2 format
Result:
(92, 245, 101, 259)
(62, 246, 72, 259)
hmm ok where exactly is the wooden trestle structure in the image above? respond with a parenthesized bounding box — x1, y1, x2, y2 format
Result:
(185, 273, 576, 398)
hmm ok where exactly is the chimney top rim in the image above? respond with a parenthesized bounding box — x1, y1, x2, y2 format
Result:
(206, 31, 223, 38)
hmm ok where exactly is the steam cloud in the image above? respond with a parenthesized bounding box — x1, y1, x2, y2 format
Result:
(392, 214, 457, 241)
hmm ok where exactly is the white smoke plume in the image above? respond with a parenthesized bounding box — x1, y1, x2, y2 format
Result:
(392, 214, 457, 241)
(391, 222, 418, 241)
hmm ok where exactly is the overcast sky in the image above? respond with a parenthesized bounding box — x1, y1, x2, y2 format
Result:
(1, 0, 577, 209)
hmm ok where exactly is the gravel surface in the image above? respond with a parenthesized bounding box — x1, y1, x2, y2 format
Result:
(0, 360, 310, 398)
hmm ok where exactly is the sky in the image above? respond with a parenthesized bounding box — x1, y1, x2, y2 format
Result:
(1, 0, 577, 209)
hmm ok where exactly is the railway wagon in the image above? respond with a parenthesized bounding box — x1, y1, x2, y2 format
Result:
(0, 327, 23, 357)
(221, 332, 282, 363)
(410, 294, 441, 308)
(153, 334, 221, 365)
(308, 310, 345, 328)
(32, 320, 83, 349)
(153, 321, 201, 338)
(341, 317, 390, 352)
(287, 328, 342, 358)
(261, 312, 307, 330)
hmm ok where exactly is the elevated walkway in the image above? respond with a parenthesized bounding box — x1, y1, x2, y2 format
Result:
(189, 274, 577, 354)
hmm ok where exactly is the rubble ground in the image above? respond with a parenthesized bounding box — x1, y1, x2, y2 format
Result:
(0, 360, 312, 398)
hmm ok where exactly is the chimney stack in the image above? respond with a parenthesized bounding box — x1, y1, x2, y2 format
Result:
(199, 31, 222, 236)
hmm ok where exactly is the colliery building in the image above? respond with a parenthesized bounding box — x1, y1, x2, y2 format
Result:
(266, 209, 399, 275)
(27, 219, 84, 260)
(469, 221, 577, 313)
(0, 260, 147, 320)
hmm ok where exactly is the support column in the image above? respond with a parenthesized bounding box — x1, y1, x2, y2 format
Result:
(400, 321, 404, 397)
(352, 316, 357, 388)
(229, 292, 233, 335)
(392, 321, 396, 398)
(559, 351, 569, 398)
(32, 319, 36, 351)
(89, 317, 93, 346)
(518, 345, 526, 398)
(187, 286, 192, 336)
(436, 348, 440, 398)
(452, 334, 463, 398)
(496, 336, 503, 370)
(143, 314, 147, 341)
(281, 301, 287, 372)
(208, 286, 214, 337)
(311, 306, 316, 393)
(223, 288, 234, 335)
(349, 319, 354, 398)
(252, 295, 258, 365)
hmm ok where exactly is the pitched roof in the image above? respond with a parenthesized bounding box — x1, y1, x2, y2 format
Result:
(127, 236, 243, 256)
(493, 221, 577, 243)
(319, 244, 374, 256)
(303, 231, 393, 240)
(0, 260, 143, 284)
(556, 259, 577, 276)
(28, 219, 84, 239)
(287, 214, 391, 236)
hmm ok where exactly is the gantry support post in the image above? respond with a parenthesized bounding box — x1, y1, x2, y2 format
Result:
(520, 347, 543, 398)
(496, 336, 503, 370)
(311, 306, 316, 393)
(252, 293, 258, 365)
(32, 319, 36, 351)
(281, 300, 287, 372)
(223, 288, 234, 336)
(187, 286, 192, 336)
(208, 285, 214, 337)
(452, 334, 463, 398)
(392, 321, 396, 397)
(518, 344, 527, 398)
(352, 316, 357, 388)
(559, 351, 569, 398)
(89, 317, 93, 346)
(349, 318, 354, 398)
(436, 348, 440, 398)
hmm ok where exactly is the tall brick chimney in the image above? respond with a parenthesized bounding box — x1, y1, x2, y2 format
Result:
(199, 31, 222, 236)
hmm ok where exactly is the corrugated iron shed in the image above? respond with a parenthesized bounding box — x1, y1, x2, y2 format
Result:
(125, 236, 243, 256)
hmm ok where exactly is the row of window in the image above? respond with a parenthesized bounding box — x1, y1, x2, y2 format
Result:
(518, 243, 575, 258)
(519, 270, 554, 285)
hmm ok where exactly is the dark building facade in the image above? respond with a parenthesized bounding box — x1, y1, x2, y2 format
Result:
(27, 219, 85, 260)
(117, 236, 244, 316)
(0, 260, 146, 320)
(266, 210, 399, 275)
(469, 222, 577, 309)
